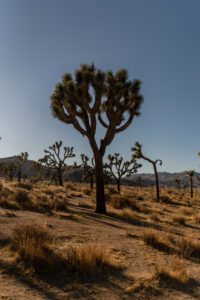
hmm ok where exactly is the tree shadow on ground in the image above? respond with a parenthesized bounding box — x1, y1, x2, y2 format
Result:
(0, 258, 130, 300)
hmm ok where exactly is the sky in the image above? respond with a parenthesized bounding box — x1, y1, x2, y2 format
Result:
(0, 0, 200, 173)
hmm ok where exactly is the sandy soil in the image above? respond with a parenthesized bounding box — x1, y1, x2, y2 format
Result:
(0, 181, 200, 299)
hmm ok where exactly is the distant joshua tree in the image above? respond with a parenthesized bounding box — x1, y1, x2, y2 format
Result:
(175, 178, 181, 193)
(104, 153, 141, 193)
(132, 142, 162, 202)
(15, 152, 28, 182)
(186, 170, 194, 198)
(38, 141, 75, 186)
(50, 64, 143, 213)
(80, 154, 95, 190)
(4, 163, 16, 181)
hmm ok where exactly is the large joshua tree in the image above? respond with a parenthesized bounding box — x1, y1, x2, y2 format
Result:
(104, 153, 141, 193)
(50, 64, 143, 213)
(132, 142, 162, 202)
(38, 141, 75, 186)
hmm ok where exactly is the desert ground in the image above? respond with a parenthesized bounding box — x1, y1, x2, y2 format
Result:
(0, 180, 200, 299)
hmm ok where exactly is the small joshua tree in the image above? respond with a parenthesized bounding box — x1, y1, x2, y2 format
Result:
(80, 154, 95, 190)
(3, 163, 16, 181)
(104, 153, 141, 193)
(175, 178, 181, 193)
(15, 152, 28, 182)
(50, 64, 143, 213)
(132, 142, 162, 202)
(186, 170, 194, 198)
(38, 141, 75, 186)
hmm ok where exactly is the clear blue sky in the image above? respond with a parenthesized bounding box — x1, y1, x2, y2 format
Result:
(1, 0, 200, 173)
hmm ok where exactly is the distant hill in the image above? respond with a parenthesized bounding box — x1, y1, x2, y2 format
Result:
(126, 171, 200, 188)
(0, 156, 199, 187)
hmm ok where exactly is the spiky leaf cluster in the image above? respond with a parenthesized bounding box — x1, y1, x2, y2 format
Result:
(51, 64, 143, 155)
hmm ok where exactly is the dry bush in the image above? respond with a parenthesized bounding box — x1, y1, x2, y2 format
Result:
(160, 196, 174, 204)
(128, 257, 188, 294)
(107, 186, 118, 194)
(142, 230, 173, 253)
(82, 188, 92, 196)
(15, 190, 30, 204)
(34, 195, 68, 211)
(66, 243, 114, 275)
(109, 195, 140, 211)
(181, 208, 193, 216)
(65, 182, 77, 191)
(11, 223, 55, 271)
(177, 237, 200, 258)
(78, 201, 92, 208)
(16, 182, 33, 191)
(172, 216, 186, 225)
(150, 213, 160, 222)
(194, 214, 200, 223)
(154, 257, 188, 285)
(118, 208, 140, 222)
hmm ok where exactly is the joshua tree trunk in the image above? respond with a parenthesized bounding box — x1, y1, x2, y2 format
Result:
(117, 179, 121, 193)
(153, 163, 160, 202)
(17, 170, 22, 182)
(58, 169, 63, 186)
(95, 155, 106, 214)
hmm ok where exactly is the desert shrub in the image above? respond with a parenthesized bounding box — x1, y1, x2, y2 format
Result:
(15, 190, 31, 206)
(118, 208, 140, 222)
(143, 230, 173, 253)
(177, 238, 200, 258)
(150, 213, 160, 222)
(172, 216, 186, 225)
(12, 224, 52, 270)
(16, 182, 33, 190)
(160, 196, 174, 204)
(78, 201, 92, 208)
(128, 257, 188, 294)
(109, 195, 140, 211)
(82, 188, 92, 195)
(65, 182, 77, 191)
(66, 243, 114, 275)
(154, 258, 188, 285)
(194, 214, 200, 223)
(107, 186, 118, 194)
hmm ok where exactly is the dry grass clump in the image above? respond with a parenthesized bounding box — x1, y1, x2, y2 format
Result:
(34, 195, 68, 212)
(14, 190, 31, 205)
(172, 215, 186, 225)
(150, 213, 160, 222)
(181, 208, 194, 216)
(66, 243, 115, 275)
(65, 182, 77, 191)
(160, 195, 174, 204)
(78, 201, 92, 208)
(154, 257, 189, 285)
(118, 208, 140, 222)
(16, 182, 33, 190)
(142, 230, 173, 253)
(82, 188, 92, 196)
(128, 257, 188, 294)
(177, 237, 200, 258)
(109, 195, 140, 211)
(11, 223, 55, 271)
(194, 214, 200, 223)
